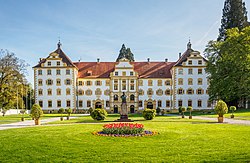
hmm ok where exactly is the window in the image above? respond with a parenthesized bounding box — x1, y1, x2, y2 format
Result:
(65, 79, 71, 85)
(158, 100, 162, 107)
(105, 80, 110, 86)
(139, 80, 143, 86)
(130, 72, 134, 76)
(188, 68, 193, 74)
(79, 100, 83, 107)
(147, 88, 153, 95)
(198, 78, 203, 85)
(139, 89, 144, 95)
(66, 69, 70, 75)
(38, 70, 42, 75)
(47, 79, 53, 85)
(157, 80, 162, 86)
(115, 72, 118, 76)
(130, 94, 135, 101)
(156, 89, 163, 96)
(130, 84, 134, 90)
(47, 69, 51, 75)
(114, 84, 118, 90)
(198, 100, 202, 107)
(96, 80, 101, 86)
(56, 79, 61, 86)
(87, 100, 91, 107)
(188, 78, 193, 85)
(198, 60, 202, 65)
(165, 80, 171, 86)
(148, 80, 153, 86)
(188, 100, 192, 106)
(78, 89, 84, 95)
(47, 61, 51, 66)
(178, 100, 183, 107)
(114, 94, 118, 101)
(166, 100, 170, 107)
(57, 100, 61, 107)
(177, 88, 184, 95)
(47, 89, 52, 95)
(38, 79, 43, 86)
(207, 101, 212, 107)
(38, 89, 43, 95)
(139, 101, 143, 107)
(48, 100, 52, 107)
(86, 81, 92, 86)
(178, 68, 183, 75)
(79, 81, 83, 86)
(187, 88, 194, 95)
(57, 61, 60, 66)
(197, 88, 203, 95)
(198, 69, 202, 74)
(39, 101, 43, 107)
(106, 101, 110, 107)
(122, 71, 126, 76)
(56, 69, 60, 75)
(85, 89, 92, 96)
(165, 89, 171, 95)
(66, 88, 71, 95)
(188, 60, 192, 65)
(178, 78, 183, 85)
(57, 89, 61, 95)
(95, 88, 102, 95)
(66, 100, 71, 107)
(122, 80, 126, 90)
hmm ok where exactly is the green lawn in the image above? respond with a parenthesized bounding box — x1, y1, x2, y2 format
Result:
(0, 116, 250, 162)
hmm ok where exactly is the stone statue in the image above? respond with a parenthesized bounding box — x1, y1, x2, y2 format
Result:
(120, 92, 127, 116)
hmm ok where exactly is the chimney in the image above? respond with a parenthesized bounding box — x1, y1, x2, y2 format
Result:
(97, 58, 100, 63)
(179, 53, 181, 58)
(147, 58, 150, 62)
(165, 58, 168, 62)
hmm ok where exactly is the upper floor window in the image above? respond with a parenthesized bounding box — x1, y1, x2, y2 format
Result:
(198, 60, 202, 65)
(65, 79, 71, 85)
(122, 71, 126, 76)
(66, 69, 70, 75)
(86, 81, 92, 86)
(78, 89, 84, 95)
(66, 88, 71, 95)
(178, 68, 183, 75)
(105, 80, 110, 86)
(198, 78, 203, 85)
(85, 89, 92, 96)
(114, 94, 118, 101)
(188, 78, 193, 85)
(157, 80, 162, 86)
(188, 68, 193, 75)
(47, 89, 52, 95)
(197, 88, 203, 95)
(78, 81, 83, 86)
(177, 88, 184, 95)
(130, 94, 135, 101)
(158, 100, 162, 107)
(56, 79, 61, 86)
(178, 100, 183, 107)
(115, 72, 118, 76)
(198, 69, 203, 74)
(57, 88, 61, 95)
(47, 61, 51, 66)
(47, 69, 52, 75)
(57, 61, 60, 66)
(38, 89, 43, 95)
(139, 80, 143, 86)
(178, 78, 183, 85)
(148, 80, 153, 86)
(96, 80, 101, 86)
(56, 69, 60, 75)
(38, 79, 43, 86)
(165, 80, 171, 86)
(165, 89, 171, 95)
(130, 72, 134, 76)
(147, 88, 153, 95)
(188, 60, 192, 65)
(38, 70, 42, 75)
(198, 100, 202, 107)
(187, 88, 194, 95)
(46, 79, 53, 85)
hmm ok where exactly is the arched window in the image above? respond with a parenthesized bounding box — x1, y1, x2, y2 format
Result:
(95, 88, 102, 95)
(187, 88, 194, 95)
(177, 88, 184, 95)
(198, 78, 203, 85)
(148, 80, 153, 86)
(178, 78, 183, 85)
(156, 89, 163, 96)
(85, 89, 92, 96)
(165, 89, 171, 95)
(130, 94, 135, 101)
(157, 80, 162, 86)
(65, 79, 71, 85)
(114, 94, 118, 101)
(197, 88, 204, 95)
(139, 89, 144, 95)
(78, 89, 84, 95)
(147, 88, 153, 95)
(188, 78, 193, 85)
(66, 88, 71, 95)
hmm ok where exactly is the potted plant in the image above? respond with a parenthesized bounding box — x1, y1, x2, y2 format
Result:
(58, 108, 65, 121)
(187, 106, 193, 119)
(20, 109, 26, 121)
(181, 107, 186, 118)
(31, 104, 43, 125)
(214, 100, 228, 123)
(156, 107, 161, 115)
(65, 108, 72, 120)
(229, 106, 236, 118)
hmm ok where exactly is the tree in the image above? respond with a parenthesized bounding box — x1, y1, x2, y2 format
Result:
(116, 44, 135, 62)
(218, 0, 249, 41)
(205, 27, 250, 106)
(0, 50, 29, 111)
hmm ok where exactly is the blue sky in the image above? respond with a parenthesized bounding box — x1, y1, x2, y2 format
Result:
(0, 0, 249, 85)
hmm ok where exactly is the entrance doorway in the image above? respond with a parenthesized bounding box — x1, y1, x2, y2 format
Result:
(114, 105, 118, 113)
(130, 105, 135, 113)
(147, 102, 153, 109)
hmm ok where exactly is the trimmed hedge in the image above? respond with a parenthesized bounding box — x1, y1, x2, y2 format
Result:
(142, 109, 156, 120)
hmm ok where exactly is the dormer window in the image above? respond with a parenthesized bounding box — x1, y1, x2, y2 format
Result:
(198, 60, 202, 65)
(188, 60, 192, 65)
(47, 61, 51, 66)
(86, 70, 92, 76)
(57, 61, 60, 66)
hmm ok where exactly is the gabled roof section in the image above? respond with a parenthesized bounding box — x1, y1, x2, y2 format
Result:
(174, 40, 194, 66)
(33, 41, 76, 68)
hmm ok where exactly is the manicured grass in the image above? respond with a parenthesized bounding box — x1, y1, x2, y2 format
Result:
(0, 116, 250, 162)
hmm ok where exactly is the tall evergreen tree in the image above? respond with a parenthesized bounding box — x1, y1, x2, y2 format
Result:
(116, 44, 135, 62)
(218, 0, 249, 41)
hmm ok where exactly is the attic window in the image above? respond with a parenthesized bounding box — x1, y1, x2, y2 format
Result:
(87, 71, 92, 76)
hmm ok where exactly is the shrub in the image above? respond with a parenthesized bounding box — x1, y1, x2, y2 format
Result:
(230, 106, 237, 112)
(88, 107, 93, 114)
(214, 100, 228, 117)
(156, 107, 161, 115)
(142, 109, 156, 120)
(90, 108, 107, 120)
(187, 106, 193, 112)
(31, 104, 43, 120)
(65, 108, 72, 116)
(102, 123, 144, 135)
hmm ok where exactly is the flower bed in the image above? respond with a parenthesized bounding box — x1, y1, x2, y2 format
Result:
(93, 123, 158, 137)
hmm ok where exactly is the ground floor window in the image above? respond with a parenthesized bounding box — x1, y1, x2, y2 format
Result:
(198, 100, 202, 107)
(207, 101, 211, 107)
(48, 100, 52, 107)
(79, 100, 83, 107)
(166, 100, 170, 107)
(188, 100, 192, 107)
(106, 101, 110, 107)
(39, 100, 43, 107)
(158, 100, 162, 107)
(66, 100, 71, 107)
(87, 100, 91, 107)
(57, 100, 61, 107)
(139, 101, 143, 107)
(178, 100, 182, 107)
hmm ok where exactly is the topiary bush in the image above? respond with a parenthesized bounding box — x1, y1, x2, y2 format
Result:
(214, 100, 228, 117)
(142, 109, 156, 120)
(90, 108, 107, 120)
(229, 106, 237, 118)
(31, 104, 43, 120)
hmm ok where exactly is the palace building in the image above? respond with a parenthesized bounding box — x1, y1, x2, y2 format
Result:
(33, 41, 212, 113)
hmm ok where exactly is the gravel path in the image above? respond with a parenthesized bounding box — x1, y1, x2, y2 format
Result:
(0, 115, 89, 131)
(192, 116, 250, 125)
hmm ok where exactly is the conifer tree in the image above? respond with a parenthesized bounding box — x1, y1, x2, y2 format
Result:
(218, 0, 249, 41)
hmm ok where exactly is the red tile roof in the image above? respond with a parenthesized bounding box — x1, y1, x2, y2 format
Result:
(73, 61, 176, 78)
